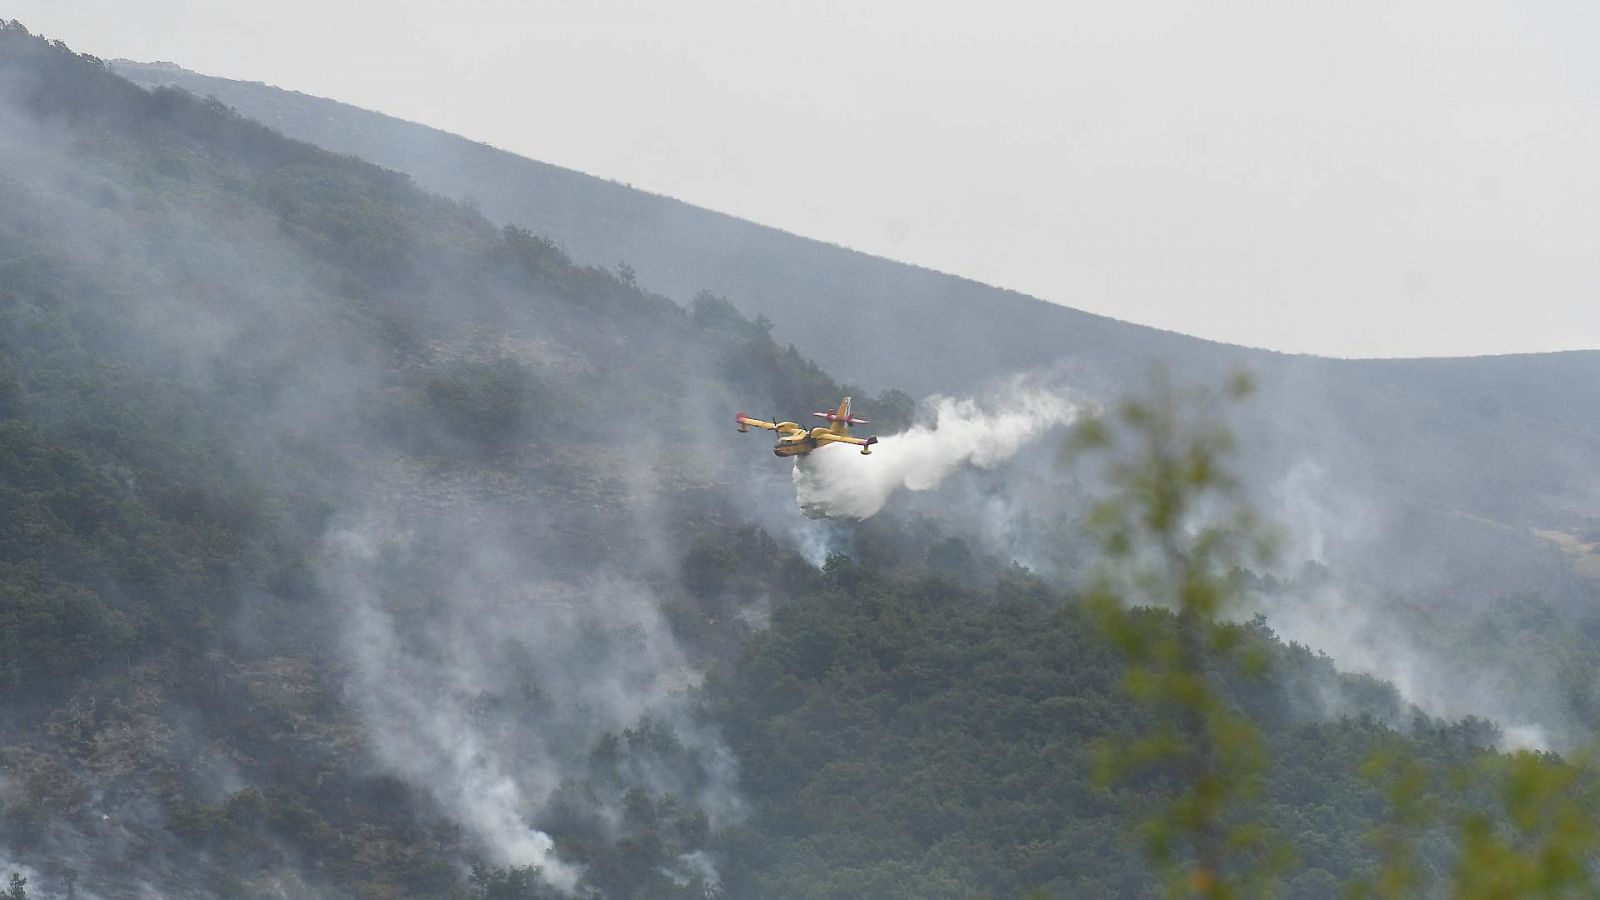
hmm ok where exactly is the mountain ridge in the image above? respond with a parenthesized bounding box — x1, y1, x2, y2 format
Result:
(109, 61, 1600, 366)
(101, 59, 1600, 544)
(109, 59, 1275, 392)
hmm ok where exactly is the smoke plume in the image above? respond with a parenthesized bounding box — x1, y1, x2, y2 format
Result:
(321, 490, 742, 893)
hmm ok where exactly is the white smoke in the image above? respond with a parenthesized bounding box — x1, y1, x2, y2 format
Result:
(324, 517, 585, 892)
(666, 850, 722, 893)
(787, 517, 848, 566)
(1256, 459, 1558, 751)
(321, 498, 740, 894)
(792, 386, 1081, 520)
(1256, 576, 1554, 751)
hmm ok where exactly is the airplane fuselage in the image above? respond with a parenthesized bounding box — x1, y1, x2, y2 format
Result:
(772, 426, 837, 457)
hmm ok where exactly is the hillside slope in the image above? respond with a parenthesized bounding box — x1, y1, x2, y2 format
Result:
(0, 25, 905, 897)
(112, 61, 1233, 397)
(0, 25, 1597, 899)
(111, 61, 1600, 538)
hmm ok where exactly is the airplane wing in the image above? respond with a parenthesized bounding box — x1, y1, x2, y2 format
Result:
(737, 414, 807, 437)
(815, 432, 879, 455)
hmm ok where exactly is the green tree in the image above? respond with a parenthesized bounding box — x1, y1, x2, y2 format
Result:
(1347, 739, 1436, 899)
(1452, 751, 1600, 899)
(1072, 372, 1289, 898)
(467, 864, 561, 900)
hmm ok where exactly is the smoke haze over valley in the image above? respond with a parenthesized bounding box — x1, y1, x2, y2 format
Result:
(0, 13, 1599, 899)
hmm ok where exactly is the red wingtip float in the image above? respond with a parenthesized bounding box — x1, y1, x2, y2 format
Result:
(735, 395, 878, 457)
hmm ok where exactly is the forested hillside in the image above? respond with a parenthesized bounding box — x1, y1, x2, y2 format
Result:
(113, 61, 1600, 536)
(0, 22, 895, 896)
(118, 57, 1600, 624)
(0, 22, 1596, 899)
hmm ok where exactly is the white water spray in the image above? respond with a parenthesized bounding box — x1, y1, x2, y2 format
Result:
(792, 386, 1080, 519)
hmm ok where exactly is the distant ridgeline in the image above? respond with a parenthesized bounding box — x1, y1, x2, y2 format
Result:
(0, 19, 1596, 900)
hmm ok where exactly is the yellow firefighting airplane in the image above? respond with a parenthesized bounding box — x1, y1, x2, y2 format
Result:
(736, 396, 878, 457)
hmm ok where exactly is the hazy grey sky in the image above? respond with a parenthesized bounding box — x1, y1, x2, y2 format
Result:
(12, 1, 1599, 357)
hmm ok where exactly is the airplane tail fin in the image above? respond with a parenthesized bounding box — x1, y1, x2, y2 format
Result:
(812, 396, 869, 433)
